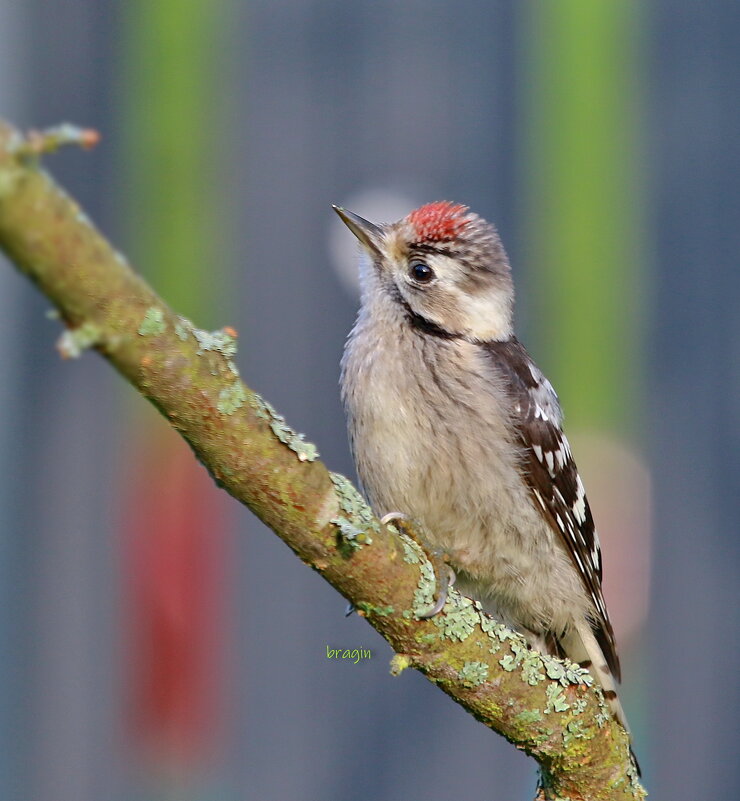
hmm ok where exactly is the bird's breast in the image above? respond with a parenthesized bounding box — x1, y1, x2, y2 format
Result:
(341, 315, 590, 633)
(341, 317, 538, 566)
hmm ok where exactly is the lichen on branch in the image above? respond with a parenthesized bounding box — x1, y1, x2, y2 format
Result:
(0, 119, 645, 801)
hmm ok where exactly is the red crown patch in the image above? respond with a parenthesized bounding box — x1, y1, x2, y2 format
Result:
(407, 201, 469, 243)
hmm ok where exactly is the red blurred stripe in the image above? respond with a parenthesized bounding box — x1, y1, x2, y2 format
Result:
(122, 429, 228, 764)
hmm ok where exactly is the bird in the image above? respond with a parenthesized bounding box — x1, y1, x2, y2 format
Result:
(334, 200, 636, 752)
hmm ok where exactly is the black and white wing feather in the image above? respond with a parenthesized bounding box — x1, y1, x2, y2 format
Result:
(483, 337, 620, 681)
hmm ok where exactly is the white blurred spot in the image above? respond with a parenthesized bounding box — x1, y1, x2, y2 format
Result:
(328, 188, 419, 299)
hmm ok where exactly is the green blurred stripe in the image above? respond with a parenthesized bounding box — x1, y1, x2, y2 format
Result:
(523, 0, 643, 431)
(122, 1, 224, 318)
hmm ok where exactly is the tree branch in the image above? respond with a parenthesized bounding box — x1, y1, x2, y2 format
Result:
(0, 119, 644, 801)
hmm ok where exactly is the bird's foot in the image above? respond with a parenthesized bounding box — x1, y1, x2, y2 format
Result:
(380, 512, 456, 619)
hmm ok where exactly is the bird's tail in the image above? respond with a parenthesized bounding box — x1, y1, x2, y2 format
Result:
(559, 621, 640, 775)
(560, 621, 630, 731)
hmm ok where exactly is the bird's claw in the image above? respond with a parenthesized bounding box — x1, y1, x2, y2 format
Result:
(380, 511, 455, 619)
(380, 511, 411, 527)
(417, 564, 456, 619)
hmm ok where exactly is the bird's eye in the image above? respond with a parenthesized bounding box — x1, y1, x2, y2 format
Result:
(409, 261, 434, 283)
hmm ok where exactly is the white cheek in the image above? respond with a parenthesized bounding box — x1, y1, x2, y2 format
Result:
(357, 249, 378, 300)
(459, 290, 512, 340)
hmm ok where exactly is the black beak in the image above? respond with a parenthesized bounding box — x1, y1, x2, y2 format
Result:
(332, 205, 382, 256)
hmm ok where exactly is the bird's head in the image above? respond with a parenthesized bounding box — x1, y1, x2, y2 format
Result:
(333, 201, 514, 342)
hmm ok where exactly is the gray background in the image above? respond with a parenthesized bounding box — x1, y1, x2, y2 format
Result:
(0, 2, 737, 799)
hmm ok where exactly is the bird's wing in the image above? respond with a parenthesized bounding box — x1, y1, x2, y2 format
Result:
(482, 337, 620, 680)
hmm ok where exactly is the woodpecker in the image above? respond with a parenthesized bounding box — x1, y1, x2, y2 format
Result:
(335, 200, 636, 751)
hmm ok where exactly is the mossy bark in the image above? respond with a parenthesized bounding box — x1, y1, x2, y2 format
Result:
(0, 119, 645, 801)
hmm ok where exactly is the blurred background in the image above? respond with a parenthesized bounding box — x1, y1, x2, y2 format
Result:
(0, 1, 736, 799)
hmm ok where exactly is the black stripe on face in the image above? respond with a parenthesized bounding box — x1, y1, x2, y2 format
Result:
(386, 283, 461, 341)
(405, 305, 461, 340)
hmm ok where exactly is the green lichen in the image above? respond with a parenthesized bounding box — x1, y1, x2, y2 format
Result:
(331, 516, 373, 548)
(175, 318, 241, 375)
(11, 123, 95, 158)
(174, 319, 189, 341)
(269, 418, 318, 462)
(460, 661, 489, 688)
(568, 664, 594, 686)
(479, 612, 519, 655)
(390, 654, 412, 676)
(138, 306, 165, 336)
(570, 696, 588, 716)
(520, 653, 547, 686)
(190, 325, 238, 358)
(355, 602, 394, 617)
(250, 394, 272, 420)
(544, 683, 570, 714)
(541, 653, 594, 687)
(328, 472, 378, 550)
(250, 394, 320, 462)
(477, 608, 598, 736)
(433, 590, 479, 641)
(478, 615, 497, 635)
(495, 637, 593, 695)
(499, 637, 529, 672)
(330, 472, 376, 525)
(56, 321, 102, 358)
(217, 380, 247, 415)
(595, 708, 610, 728)
(390, 523, 453, 619)
(514, 708, 544, 727)
(398, 530, 424, 565)
(495, 638, 577, 690)
(499, 654, 517, 671)
(591, 686, 612, 728)
(543, 658, 567, 684)
(562, 718, 586, 746)
(412, 559, 436, 617)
